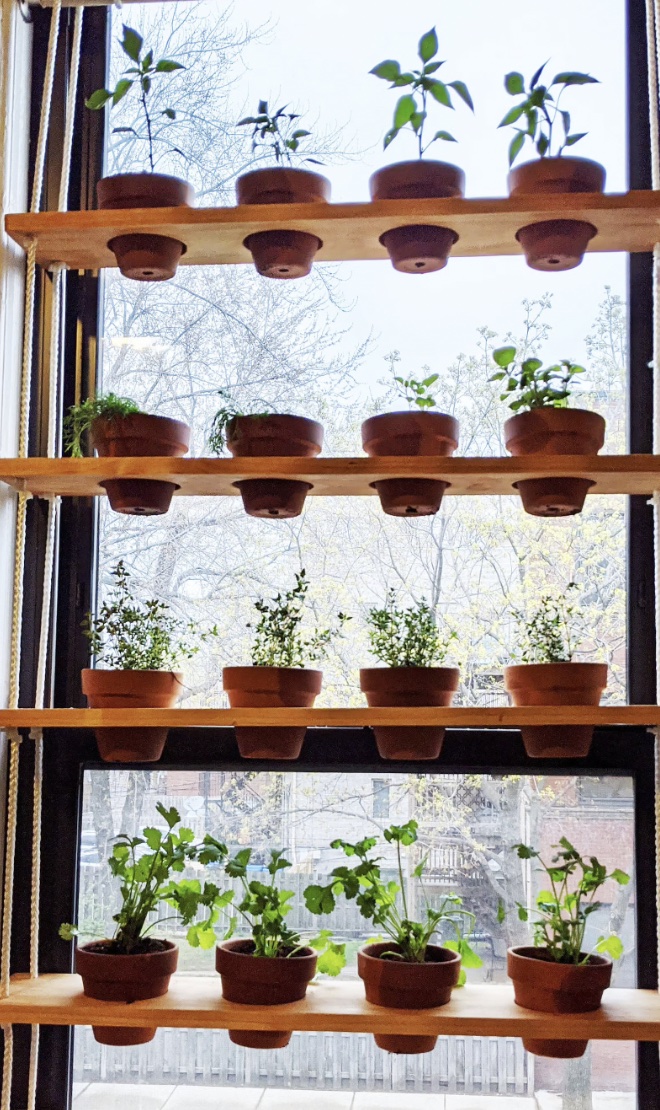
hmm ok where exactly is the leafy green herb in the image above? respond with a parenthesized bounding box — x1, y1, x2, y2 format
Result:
(248, 570, 350, 669)
(514, 838, 629, 964)
(499, 63, 599, 166)
(366, 589, 456, 668)
(83, 560, 217, 671)
(237, 100, 320, 166)
(490, 345, 586, 412)
(370, 27, 473, 158)
(511, 582, 583, 664)
(207, 389, 271, 455)
(64, 393, 141, 458)
(86, 24, 185, 172)
(305, 820, 481, 979)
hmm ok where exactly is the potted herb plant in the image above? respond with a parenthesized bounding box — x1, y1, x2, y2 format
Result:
(504, 583, 608, 758)
(86, 25, 191, 281)
(360, 589, 459, 760)
(490, 345, 605, 516)
(508, 838, 628, 1058)
(201, 842, 345, 1048)
(369, 27, 473, 272)
(208, 390, 323, 518)
(305, 820, 481, 1054)
(82, 560, 216, 762)
(499, 64, 602, 270)
(236, 101, 329, 278)
(361, 354, 459, 515)
(60, 803, 221, 1046)
(223, 570, 349, 759)
(65, 393, 190, 515)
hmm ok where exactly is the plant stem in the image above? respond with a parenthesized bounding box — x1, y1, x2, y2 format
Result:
(141, 85, 155, 172)
(397, 841, 409, 922)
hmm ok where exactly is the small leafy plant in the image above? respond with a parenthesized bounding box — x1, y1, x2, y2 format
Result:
(207, 390, 271, 455)
(248, 570, 350, 668)
(511, 582, 583, 664)
(84, 560, 216, 670)
(195, 839, 345, 974)
(86, 25, 185, 173)
(64, 393, 141, 458)
(499, 63, 599, 167)
(305, 820, 481, 981)
(490, 345, 586, 412)
(367, 589, 456, 668)
(237, 100, 320, 165)
(59, 804, 221, 954)
(370, 27, 473, 157)
(514, 838, 629, 964)
(385, 350, 439, 411)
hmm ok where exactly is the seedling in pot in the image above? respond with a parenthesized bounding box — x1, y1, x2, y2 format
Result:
(64, 393, 141, 458)
(366, 589, 455, 668)
(249, 569, 350, 669)
(490, 345, 585, 412)
(510, 582, 583, 665)
(499, 63, 599, 167)
(207, 389, 271, 455)
(237, 100, 320, 166)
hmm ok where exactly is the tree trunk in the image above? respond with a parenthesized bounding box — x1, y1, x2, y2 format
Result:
(561, 1045, 593, 1110)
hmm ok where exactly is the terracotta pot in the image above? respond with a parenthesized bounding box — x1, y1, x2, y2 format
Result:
(508, 946, 612, 1058)
(76, 939, 178, 1046)
(504, 662, 608, 758)
(227, 414, 323, 518)
(223, 666, 322, 759)
(360, 667, 460, 760)
(504, 407, 605, 517)
(370, 160, 464, 273)
(507, 157, 605, 271)
(91, 412, 190, 516)
(216, 938, 317, 1049)
(361, 411, 458, 517)
(358, 942, 461, 1054)
(97, 173, 193, 281)
(236, 167, 330, 279)
(81, 669, 183, 762)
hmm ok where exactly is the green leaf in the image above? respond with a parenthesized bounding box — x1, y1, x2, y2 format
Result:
(517, 905, 529, 921)
(530, 61, 547, 88)
(383, 127, 399, 149)
(155, 59, 185, 73)
(304, 884, 335, 915)
(552, 71, 599, 86)
(423, 61, 443, 74)
(112, 79, 133, 107)
(143, 827, 162, 850)
(85, 88, 112, 111)
(497, 899, 506, 925)
(120, 25, 143, 64)
(493, 346, 517, 368)
(316, 942, 347, 976)
(508, 130, 526, 166)
(418, 27, 438, 64)
(428, 80, 451, 107)
(564, 133, 587, 147)
(499, 104, 525, 128)
(505, 72, 525, 95)
(370, 59, 401, 81)
(58, 922, 78, 941)
(162, 108, 176, 120)
(394, 94, 417, 129)
(459, 940, 483, 969)
(595, 934, 624, 959)
(611, 869, 630, 886)
(157, 804, 180, 829)
(448, 80, 474, 111)
(432, 130, 456, 142)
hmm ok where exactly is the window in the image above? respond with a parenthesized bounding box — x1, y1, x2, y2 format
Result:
(372, 778, 390, 818)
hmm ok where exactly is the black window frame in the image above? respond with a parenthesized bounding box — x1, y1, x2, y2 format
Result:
(6, 1, 659, 1107)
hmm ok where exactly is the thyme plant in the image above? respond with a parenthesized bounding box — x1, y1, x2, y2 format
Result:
(499, 63, 599, 166)
(86, 25, 185, 173)
(514, 838, 629, 964)
(237, 100, 320, 165)
(490, 345, 586, 412)
(248, 570, 350, 668)
(367, 589, 456, 668)
(64, 393, 141, 458)
(512, 582, 583, 664)
(83, 560, 216, 670)
(305, 820, 482, 978)
(370, 27, 473, 156)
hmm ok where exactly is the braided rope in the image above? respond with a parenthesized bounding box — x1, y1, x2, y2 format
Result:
(0, 734, 21, 996)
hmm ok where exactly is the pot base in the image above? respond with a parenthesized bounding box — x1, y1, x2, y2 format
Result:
(235, 727, 306, 760)
(521, 725, 594, 759)
(379, 225, 457, 273)
(371, 479, 449, 517)
(374, 1033, 438, 1055)
(92, 1024, 156, 1047)
(516, 220, 597, 271)
(94, 728, 169, 763)
(234, 479, 312, 518)
(101, 479, 180, 516)
(244, 230, 322, 278)
(522, 1037, 588, 1059)
(229, 1029, 291, 1049)
(374, 726, 445, 761)
(515, 477, 594, 517)
(107, 233, 185, 281)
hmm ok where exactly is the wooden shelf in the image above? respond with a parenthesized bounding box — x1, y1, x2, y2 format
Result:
(0, 456, 658, 499)
(6, 192, 660, 270)
(2, 976, 659, 1040)
(0, 707, 657, 729)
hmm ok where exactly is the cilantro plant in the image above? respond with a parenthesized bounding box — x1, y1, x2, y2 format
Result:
(499, 63, 599, 167)
(514, 838, 629, 964)
(83, 560, 216, 670)
(305, 820, 482, 979)
(511, 582, 583, 664)
(367, 589, 456, 668)
(370, 27, 473, 157)
(237, 100, 320, 165)
(64, 393, 141, 458)
(59, 804, 221, 954)
(490, 345, 586, 412)
(248, 570, 350, 668)
(86, 25, 185, 173)
(195, 839, 345, 974)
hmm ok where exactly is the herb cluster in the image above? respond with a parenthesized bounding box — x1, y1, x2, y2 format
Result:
(237, 101, 319, 165)
(512, 582, 582, 664)
(367, 589, 455, 668)
(249, 570, 350, 668)
(499, 63, 599, 166)
(207, 390, 271, 455)
(64, 393, 141, 458)
(490, 346, 586, 412)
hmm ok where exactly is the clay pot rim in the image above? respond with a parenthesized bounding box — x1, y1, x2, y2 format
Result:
(217, 939, 316, 961)
(508, 945, 611, 970)
(223, 665, 322, 677)
(92, 412, 190, 433)
(359, 941, 461, 967)
(228, 413, 323, 431)
(504, 661, 607, 676)
(77, 938, 178, 962)
(504, 406, 605, 425)
(237, 166, 331, 185)
(81, 667, 184, 679)
(98, 171, 192, 187)
(363, 410, 456, 422)
(508, 155, 606, 177)
(360, 665, 460, 674)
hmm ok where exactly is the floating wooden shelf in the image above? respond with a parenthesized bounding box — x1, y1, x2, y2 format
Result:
(0, 707, 657, 729)
(0, 456, 658, 499)
(2, 976, 659, 1040)
(6, 192, 660, 270)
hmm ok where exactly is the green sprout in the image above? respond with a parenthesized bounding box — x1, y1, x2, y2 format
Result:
(490, 345, 586, 412)
(499, 63, 599, 166)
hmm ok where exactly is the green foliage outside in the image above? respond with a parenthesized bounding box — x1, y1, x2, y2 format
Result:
(64, 393, 141, 458)
(490, 345, 587, 412)
(499, 62, 599, 166)
(248, 569, 350, 668)
(366, 589, 456, 667)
